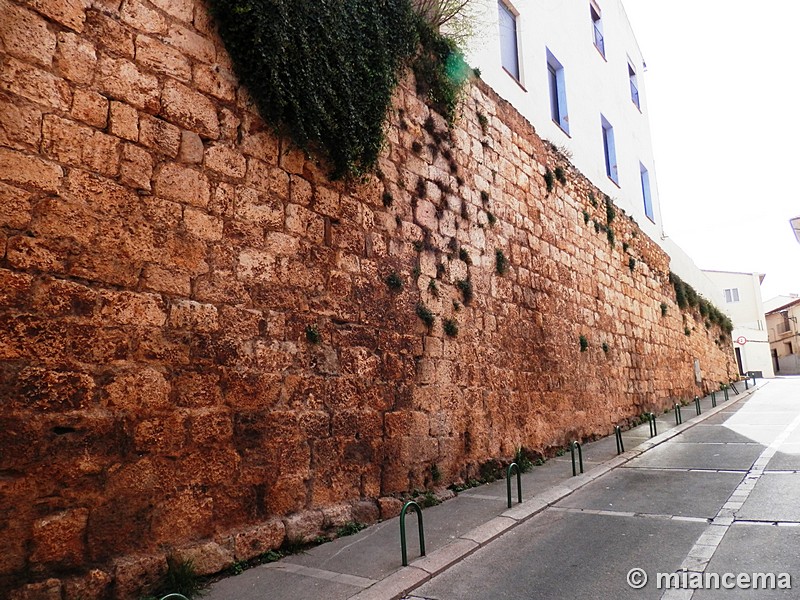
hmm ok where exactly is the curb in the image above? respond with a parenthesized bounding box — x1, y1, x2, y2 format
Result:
(351, 382, 766, 600)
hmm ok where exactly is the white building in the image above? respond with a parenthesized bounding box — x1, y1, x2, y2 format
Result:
(466, 0, 661, 242)
(464, 0, 732, 316)
(702, 270, 775, 378)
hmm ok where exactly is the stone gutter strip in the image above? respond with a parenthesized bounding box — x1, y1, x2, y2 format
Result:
(350, 383, 765, 600)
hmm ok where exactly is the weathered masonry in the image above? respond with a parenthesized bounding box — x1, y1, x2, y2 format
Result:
(0, 0, 736, 597)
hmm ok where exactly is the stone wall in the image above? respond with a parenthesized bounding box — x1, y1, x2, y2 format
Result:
(0, 0, 736, 597)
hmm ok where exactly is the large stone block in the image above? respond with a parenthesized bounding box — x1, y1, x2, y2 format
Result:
(0, 0, 57, 67)
(161, 79, 219, 139)
(232, 519, 286, 561)
(30, 508, 89, 567)
(98, 54, 159, 112)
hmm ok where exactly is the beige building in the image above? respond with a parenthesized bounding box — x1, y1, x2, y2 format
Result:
(766, 297, 800, 375)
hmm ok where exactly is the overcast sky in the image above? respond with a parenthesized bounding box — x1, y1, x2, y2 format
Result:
(622, 0, 800, 301)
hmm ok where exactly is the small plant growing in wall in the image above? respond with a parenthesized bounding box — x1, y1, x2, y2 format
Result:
(602, 342, 609, 354)
(428, 278, 439, 297)
(477, 111, 489, 134)
(459, 247, 471, 264)
(382, 191, 394, 207)
(660, 302, 668, 317)
(415, 177, 427, 199)
(579, 335, 589, 352)
(443, 318, 459, 337)
(554, 166, 566, 184)
(431, 463, 442, 482)
(628, 257, 636, 272)
(495, 249, 508, 275)
(605, 196, 616, 223)
(456, 278, 473, 305)
(480, 190, 490, 204)
(606, 228, 615, 247)
(589, 192, 598, 207)
(622, 241, 629, 252)
(544, 168, 555, 193)
(416, 302, 435, 328)
(684, 326, 691, 336)
(486, 211, 497, 227)
(305, 324, 322, 344)
(385, 271, 404, 291)
(412, 240, 424, 252)
(155, 557, 203, 599)
(583, 209, 590, 224)
(593, 220, 601, 234)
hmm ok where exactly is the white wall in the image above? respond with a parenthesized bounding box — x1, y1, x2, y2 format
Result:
(703, 270, 775, 378)
(465, 0, 663, 242)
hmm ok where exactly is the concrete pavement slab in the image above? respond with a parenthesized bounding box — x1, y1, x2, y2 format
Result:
(672, 425, 771, 444)
(282, 493, 505, 581)
(694, 523, 800, 599)
(412, 511, 707, 600)
(204, 561, 362, 600)
(555, 468, 744, 519)
(737, 473, 800, 522)
(624, 442, 764, 471)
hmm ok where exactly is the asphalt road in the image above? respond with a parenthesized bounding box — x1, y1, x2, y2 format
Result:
(409, 378, 800, 600)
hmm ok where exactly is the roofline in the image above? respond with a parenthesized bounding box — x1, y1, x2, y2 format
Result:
(701, 269, 766, 283)
(766, 296, 800, 315)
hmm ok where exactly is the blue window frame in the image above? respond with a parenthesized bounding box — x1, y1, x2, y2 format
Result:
(640, 163, 654, 221)
(591, 4, 604, 57)
(629, 63, 640, 109)
(546, 49, 569, 133)
(499, 1, 520, 81)
(601, 115, 618, 184)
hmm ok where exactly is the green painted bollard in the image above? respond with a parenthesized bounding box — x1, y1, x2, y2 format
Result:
(399, 501, 425, 566)
(615, 425, 625, 455)
(647, 413, 657, 437)
(675, 403, 682, 425)
(752, 373, 757, 386)
(723, 384, 729, 402)
(711, 391, 717, 407)
(694, 396, 701, 416)
(506, 462, 522, 508)
(745, 377, 749, 390)
(570, 441, 584, 476)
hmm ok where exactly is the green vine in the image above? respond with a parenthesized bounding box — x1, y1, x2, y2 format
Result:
(211, 1, 471, 179)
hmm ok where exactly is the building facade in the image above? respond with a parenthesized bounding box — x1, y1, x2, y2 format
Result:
(465, 0, 724, 307)
(703, 270, 775, 378)
(766, 298, 800, 375)
(466, 0, 661, 241)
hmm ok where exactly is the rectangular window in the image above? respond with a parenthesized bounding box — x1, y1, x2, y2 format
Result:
(724, 288, 740, 303)
(546, 49, 569, 133)
(591, 3, 605, 57)
(629, 62, 640, 109)
(640, 163, 654, 222)
(498, 1, 520, 81)
(601, 115, 618, 184)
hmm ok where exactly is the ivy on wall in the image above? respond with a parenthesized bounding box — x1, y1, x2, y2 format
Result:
(669, 272, 733, 334)
(210, 0, 471, 179)
(211, 0, 418, 179)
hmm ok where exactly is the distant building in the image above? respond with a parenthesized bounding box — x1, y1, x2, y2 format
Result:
(703, 271, 774, 378)
(765, 297, 800, 375)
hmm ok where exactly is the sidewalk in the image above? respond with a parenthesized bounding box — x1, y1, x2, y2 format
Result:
(203, 380, 764, 600)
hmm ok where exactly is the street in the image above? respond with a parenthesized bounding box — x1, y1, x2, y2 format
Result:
(409, 378, 800, 599)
